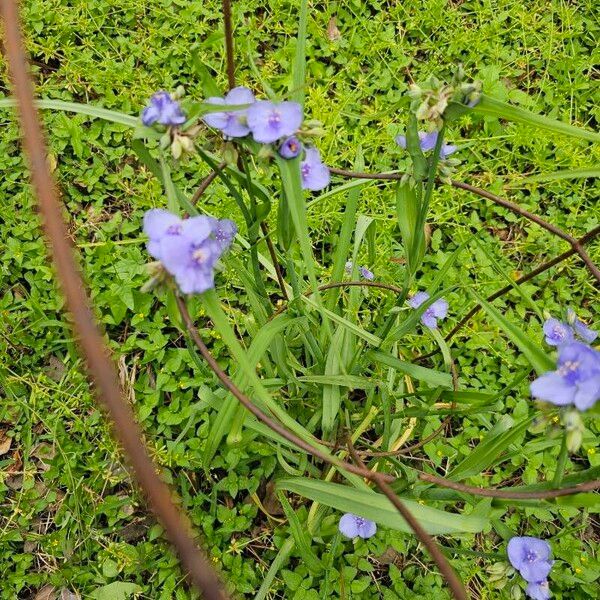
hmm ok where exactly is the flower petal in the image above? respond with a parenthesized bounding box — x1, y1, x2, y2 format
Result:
(338, 514, 360, 538)
(143, 209, 181, 240)
(395, 134, 407, 149)
(419, 131, 439, 152)
(225, 86, 255, 105)
(431, 298, 449, 319)
(573, 375, 600, 411)
(357, 519, 377, 539)
(421, 310, 438, 329)
(530, 372, 575, 406)
(408, 291, 429, 309)
(525, 581, 550, 600)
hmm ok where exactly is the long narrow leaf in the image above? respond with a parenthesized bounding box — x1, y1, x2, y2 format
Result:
(470, 94, 600, 143)
(277, 478, 488, 534)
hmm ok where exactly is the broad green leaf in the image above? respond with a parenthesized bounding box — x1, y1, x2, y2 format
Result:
(368, 350, 453, 388)
(470, 290, 554, 375)
(449, 415, 533, 480)
(469, 94, 600, 143)
(90, 582, 142, 600)
(277, 478, 488, 534)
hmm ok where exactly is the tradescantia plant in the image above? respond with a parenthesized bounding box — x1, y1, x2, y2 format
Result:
(3, 2, 599, 599)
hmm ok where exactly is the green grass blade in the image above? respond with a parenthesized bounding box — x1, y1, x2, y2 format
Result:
(367, 350, 453, 388)
(470, 290, 554, 375)
(278, 492, 323, 574)
(291, 0, 309, 105)
(449, 415, 533, 480)
(470, 94, 600, 143)
(277, 478, 488, 534)
(513, 167, 600, 185)
(253, 538, 295, 600)
(0, 97, 140, 127)
(327, 149, 365, 310)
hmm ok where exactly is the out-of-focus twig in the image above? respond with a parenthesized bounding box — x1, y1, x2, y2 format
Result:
(0, 3, 229, 598)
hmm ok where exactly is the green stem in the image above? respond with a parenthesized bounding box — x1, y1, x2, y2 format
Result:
(552, 432, 569, 487)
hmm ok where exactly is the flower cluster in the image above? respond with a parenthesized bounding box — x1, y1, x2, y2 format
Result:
(531, 341, 600, 411)
(543, 310, 597, 346)
(202, 86, 330, 191)
(507, 537, 553, 600)
(345, 261, 374, 281)
(143, 209, 236, 294)
(408, 291, 449, 329)
(338, 513, 377, 539)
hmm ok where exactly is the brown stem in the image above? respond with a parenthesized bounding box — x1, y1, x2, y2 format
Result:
(0, 3, 229, 598)
(329, 168, 600, 283)
(261, 221, 289, 300)
(345, 437, 467, 600)
(222, 0, 236, 89)
(191, 164, 224, 205)
(419, 472, 600, 500)
(417, 226, 600, 362)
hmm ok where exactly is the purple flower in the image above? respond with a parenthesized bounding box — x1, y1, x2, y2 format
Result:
(143, 209, 236, 294)
(526, 581, 551, 600)
(142, 91, 186, 127)
(359, 266, 374, 280)
(395, 130, 457, 158)
(203, 86, 255, 138)
(338, 513, 377, 539)
(543, 318, 574, 346)
(345, 261, 374, 280)
(300, 147, 330, 191)
(408, 291, 449, 329)
(210, 217, 237, 250)
(507, 537, 553, 583)
(567, 308, 597, 343)
(279, 136, 303, 159)
(246, 100, 303, 143)
(530, 341, 600, 411)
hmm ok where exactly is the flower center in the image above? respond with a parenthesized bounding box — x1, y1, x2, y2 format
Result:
(166, 223, 183, 235)
(192, 247, 208, 265)
(268, 111, 281, 127)
(525, 550, 537, 563)
(301, 163, 310, 177)
(558, 360, 580, 377)
(354, 517, 366, 528)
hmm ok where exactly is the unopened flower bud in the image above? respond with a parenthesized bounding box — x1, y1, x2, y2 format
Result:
(171, 137, 183, 159)
(222, 141, 238, 165)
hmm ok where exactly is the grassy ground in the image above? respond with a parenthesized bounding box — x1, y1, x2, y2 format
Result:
(1, 1, 599, 598)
